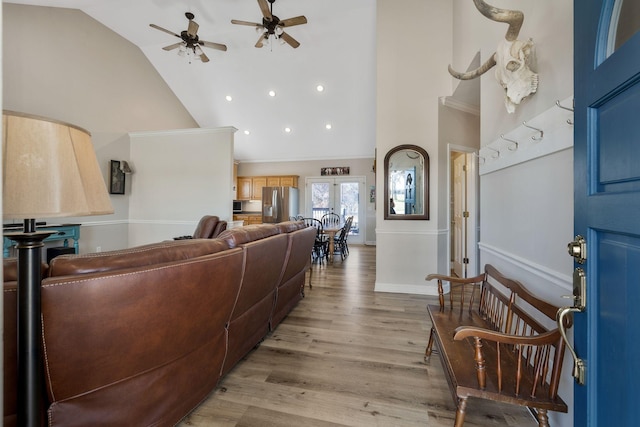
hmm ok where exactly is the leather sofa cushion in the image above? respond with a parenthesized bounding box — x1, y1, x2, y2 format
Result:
(48, 239, 229, 277)
(217, 224, 280, 248)
(275, 220, 307, 234)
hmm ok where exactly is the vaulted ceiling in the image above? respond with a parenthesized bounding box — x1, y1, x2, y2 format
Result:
(5, 0, 377, 163)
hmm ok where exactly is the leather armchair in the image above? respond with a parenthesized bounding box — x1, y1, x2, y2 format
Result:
(177, 215, 228, 240)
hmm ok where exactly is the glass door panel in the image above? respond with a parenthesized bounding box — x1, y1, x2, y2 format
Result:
(306, 177, 364, 244)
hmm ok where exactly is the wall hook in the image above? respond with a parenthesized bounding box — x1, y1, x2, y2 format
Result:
(556, 100, 574, 125)
(523, 121, 544, 140)
(484, 146, 500, 159)
(500, 134, 519, 151)
(556, 99, 574, 112)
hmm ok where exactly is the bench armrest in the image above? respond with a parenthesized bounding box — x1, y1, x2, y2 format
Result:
(425, 272, 485, 284)
(454, 326, 561, 346)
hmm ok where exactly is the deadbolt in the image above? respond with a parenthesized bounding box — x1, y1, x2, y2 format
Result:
(567, 235, 587, 264)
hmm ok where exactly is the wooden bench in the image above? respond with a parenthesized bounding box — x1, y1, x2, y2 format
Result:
(424, 264, 571, 427)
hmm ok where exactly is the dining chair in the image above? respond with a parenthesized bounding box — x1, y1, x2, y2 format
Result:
(303, 217, 327, 263)
(332, 216, 353, 261)
(321, 212, 341, 228)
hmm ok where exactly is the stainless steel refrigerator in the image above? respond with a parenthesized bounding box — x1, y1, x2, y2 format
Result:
(262, 187, 299, 223)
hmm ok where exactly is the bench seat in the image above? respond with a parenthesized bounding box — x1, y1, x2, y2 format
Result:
(425, 264, 570, 427)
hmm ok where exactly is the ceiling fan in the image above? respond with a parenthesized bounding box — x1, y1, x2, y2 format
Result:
(150, 12, 227, 63)
(231, 0, 307, 49)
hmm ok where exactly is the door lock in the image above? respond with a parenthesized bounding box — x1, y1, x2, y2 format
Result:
(567, 235, 587, 264)
(557, 266, 587, 385)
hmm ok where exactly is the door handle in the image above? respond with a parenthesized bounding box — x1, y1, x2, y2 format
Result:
(556, 267, 587, 385)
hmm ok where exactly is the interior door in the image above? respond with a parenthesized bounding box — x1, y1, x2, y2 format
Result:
(573, 1, 640, 425)
(452, 153, 466, 277)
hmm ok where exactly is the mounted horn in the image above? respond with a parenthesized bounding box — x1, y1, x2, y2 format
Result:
(473, 0, 523, 41)
(448, 0, 537, 114)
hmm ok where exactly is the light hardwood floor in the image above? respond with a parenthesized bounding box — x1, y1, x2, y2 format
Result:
(179, 245, 536, 427)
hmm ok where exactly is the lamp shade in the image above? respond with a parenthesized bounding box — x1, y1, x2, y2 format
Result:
(3, 111, 114, 219)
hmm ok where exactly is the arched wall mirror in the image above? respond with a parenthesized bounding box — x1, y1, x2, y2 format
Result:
(384, 145, 429, 220)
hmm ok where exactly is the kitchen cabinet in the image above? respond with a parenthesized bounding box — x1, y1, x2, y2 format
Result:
(236, 175, 298, 200)
(237, 177, 252, 200)
(232, 161, 238, 199)
(232, 214, 262, 225)
(266, 176, 281, 186)
(279, 176, 298, 187)
(251, 177, 267, 200)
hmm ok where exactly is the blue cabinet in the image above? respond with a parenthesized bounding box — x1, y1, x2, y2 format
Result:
(3, 224, 80, 258)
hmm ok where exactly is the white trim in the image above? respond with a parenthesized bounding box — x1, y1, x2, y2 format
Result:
(375, 228, 447, 236)
(129, 127, 238, 138)
(479, 96, 574, 175)
(479, 242, 572, 291)
(75, 220, 128, 227)
(128, 219, 199, 226)
(375, 281, 440, 296)
(439, 96, 480, 116)
(240, 155, 375, 164)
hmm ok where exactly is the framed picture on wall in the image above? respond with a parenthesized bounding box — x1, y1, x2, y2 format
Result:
(109, 160, 125, 194)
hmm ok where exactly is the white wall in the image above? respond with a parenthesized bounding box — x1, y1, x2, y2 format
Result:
(128, 127, 236, 246)
(375, 0, 453, 295)
(2, 4, 197, 252)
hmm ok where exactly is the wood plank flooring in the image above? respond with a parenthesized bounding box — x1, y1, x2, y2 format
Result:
(179, 245, 536, 427)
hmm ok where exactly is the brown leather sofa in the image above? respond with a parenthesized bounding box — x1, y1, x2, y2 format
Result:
(3, 221, 315, 427)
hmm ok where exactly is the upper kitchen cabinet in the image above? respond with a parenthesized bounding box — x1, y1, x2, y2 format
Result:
(236, 176, 299, 200)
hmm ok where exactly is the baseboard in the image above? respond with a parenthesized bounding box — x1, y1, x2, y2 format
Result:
(374, 281, 439, 296)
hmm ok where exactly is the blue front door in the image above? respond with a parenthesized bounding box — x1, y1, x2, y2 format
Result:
(574, 1, 640, 425)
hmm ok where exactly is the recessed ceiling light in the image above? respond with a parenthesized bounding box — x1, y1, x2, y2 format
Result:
(316, 85, 325, 92)
(284, 127, 291, 133)
(244, 130, 250, 135)
(225, 95, 233, 101)
(269, 90, 276, 97)
(325, 123, 332, 130)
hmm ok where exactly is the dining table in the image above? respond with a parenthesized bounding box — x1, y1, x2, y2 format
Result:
(322, 223, 343, 263)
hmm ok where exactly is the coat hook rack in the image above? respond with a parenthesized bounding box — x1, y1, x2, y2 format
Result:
(556, 100, 574, 125)
(484, 146, 500, 159)
(523, 121, 544, 140)
(556, 99, 574, 112)
(500, 134, 519, 151)
(472, 152, 486, 165)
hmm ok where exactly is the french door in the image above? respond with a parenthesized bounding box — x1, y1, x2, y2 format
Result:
(573, 1, 640, 425)
(305, 177, 364, 245)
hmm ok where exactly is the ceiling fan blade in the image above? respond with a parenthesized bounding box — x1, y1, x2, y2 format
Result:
(199, 51, 210, 63)
(257, 0, 272, 20)
(255, 33, 268, 48)
(280, 31, 300, 48)
(279, 16, 307, 27)
(162, 42, 184, 51)
(200, 40, 228, 52)
(187, 20, 199, 38)
(150, 24, 181, 39)
(231, 19, 263, 27)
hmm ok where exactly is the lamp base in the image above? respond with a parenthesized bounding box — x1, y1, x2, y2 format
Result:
(6, 229, 53, 427)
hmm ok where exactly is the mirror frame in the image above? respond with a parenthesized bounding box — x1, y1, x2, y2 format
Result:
(384, 144, 429, 220)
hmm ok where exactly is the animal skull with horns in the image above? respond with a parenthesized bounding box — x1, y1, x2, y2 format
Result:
(449, 0, 538, 113)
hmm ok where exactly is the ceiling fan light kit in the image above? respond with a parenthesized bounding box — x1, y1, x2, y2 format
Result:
(231, 0, 308, 50)
(150, 12, 227, 63)
(151, 0, 307, 63)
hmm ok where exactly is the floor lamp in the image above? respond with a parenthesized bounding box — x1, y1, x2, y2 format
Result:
(2, 111, 114, 426)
